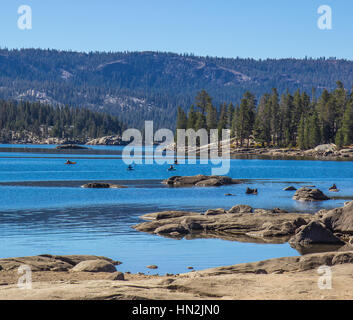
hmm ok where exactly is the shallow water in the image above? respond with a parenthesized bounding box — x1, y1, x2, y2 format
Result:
(0, 145, 352, 274)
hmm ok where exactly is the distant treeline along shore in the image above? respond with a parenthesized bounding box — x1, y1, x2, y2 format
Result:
(0, 100, 124, 142)
(176, 82, 353, 150)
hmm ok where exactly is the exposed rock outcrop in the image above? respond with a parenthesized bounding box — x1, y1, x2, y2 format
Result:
(0, 255, 120, 272)
(321, 201, 353, 235)
(288, 201, 353, 249)
(70, 260, 117, 273)
(229, 144, 353, 160)
(133, 209, 312, 243)
(2, 251, 353, 300)
(86, 135, 125, 146)
(293, 188, 330, 201)
(162, 175, 241, 187)
(228, 205, 253, 214)
(289, 221, 345, 247)
(204, 208, 227, 216)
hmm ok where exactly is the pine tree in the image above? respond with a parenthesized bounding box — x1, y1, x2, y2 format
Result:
(195, 90, 212, 115)
(206, 103, 217, 131)
(298, 114, 306, 150)
(187, 105, 197, 129)
(176, 106, 187, 130)
(335, 128, 344, 148)
(341, 102, 353, 145)
(254, 94, 271, 146)
(269, 88, 280, 145)
(194, 112, 206, 131)
(307, 112, 321, 148)
(217, 103, 227, 139)
(227, 103, 234, 129)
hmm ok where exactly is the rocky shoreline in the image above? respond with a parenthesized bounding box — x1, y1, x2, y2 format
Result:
(0, 134, 125, 146)
(133, 200, 353, 254)
(229, 146, 353, 160)
(1, 250, 353, 300)
(1, 200, 353, 300)
(1, 138, 353, 161)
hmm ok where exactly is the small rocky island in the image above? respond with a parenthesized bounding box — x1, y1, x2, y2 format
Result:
(162, 175, 242, 187)
(81, 182, 127, 189)
(56, 144, 89, 150)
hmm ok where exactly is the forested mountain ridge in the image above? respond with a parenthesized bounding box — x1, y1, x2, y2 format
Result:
(1, 48, 353, 129)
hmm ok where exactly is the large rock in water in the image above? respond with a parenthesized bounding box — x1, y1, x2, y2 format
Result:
(162, 175, 240, 187)
(289, 221, 344, 246)
(293, 188, 329, 201)
(321, 201, 353, 234)
(70, 260, 117, 273)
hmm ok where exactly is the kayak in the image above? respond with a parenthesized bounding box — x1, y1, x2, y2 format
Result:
(65, 161, 76, 165)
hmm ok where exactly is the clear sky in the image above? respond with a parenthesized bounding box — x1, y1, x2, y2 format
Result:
(1, 0, 352, 60)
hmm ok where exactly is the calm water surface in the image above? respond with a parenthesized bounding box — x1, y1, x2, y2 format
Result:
(0, 145, 352, 274)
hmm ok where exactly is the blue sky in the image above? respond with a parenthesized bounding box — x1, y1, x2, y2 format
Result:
(1, 0, 352, 59)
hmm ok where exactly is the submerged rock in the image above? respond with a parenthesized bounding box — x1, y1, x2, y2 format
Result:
(284, 186, 297, 191)
(147, 265, 158, 270)
(81, 182, 127, 189)
(293, 188, 329, 201)
(246, 187, 258, 195)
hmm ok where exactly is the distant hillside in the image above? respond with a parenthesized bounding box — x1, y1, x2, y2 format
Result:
(0, 100, 124, 144)
(1, 48, 353, 129)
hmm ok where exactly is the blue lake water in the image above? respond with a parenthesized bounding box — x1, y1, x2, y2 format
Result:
(0, 145, 352, 275)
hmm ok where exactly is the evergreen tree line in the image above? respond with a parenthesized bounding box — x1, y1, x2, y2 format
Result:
(0, 100, 124, 141)
(176, 82, 353, 149)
